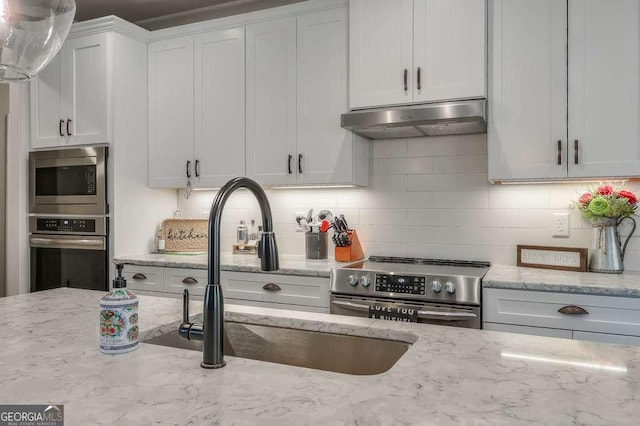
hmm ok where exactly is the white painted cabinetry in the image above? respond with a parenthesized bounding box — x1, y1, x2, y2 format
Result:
(149, 28, 246, 189)
(30, 33, 111, 149)
(348, 0, 486, 109)
(483, 288, 640, 346)
(246, 7, 368, 187)
(489, 0, 640, 181)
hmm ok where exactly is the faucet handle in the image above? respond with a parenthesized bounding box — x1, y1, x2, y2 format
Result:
(183, 289, 189, 323)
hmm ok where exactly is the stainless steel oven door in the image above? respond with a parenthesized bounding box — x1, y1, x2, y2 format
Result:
(330, 294, 481, 329)
(29, 147, 107, 214)
(30, 234, 108, 292)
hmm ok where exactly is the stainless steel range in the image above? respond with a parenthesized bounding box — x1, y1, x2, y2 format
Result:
(330, 256, 490, 329)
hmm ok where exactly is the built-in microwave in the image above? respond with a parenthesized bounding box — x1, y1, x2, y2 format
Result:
(29, 147, 108, 215)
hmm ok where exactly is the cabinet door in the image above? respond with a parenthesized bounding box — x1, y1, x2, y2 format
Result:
(348, 0, 413, 109)
(413, 0, 486, 102)
(296, 8, 352, 185)
(30, 54, 65, 149)
(488, 0, 568, 181)
(245, 17, 297, 186)
(148, 37, 195, 188)
(194, 27, 246, 187)
(64, 33, 111, 145)
(568, 0, 640, 178)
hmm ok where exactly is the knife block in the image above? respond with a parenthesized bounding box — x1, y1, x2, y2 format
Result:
(335, 230, 364, 262)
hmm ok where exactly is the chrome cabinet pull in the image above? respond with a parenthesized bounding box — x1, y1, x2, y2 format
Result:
(403, 68, 408, 91)
(558, 305, 589, 315)
(186, 160, 191, 178)
(195, 159, 200, 178)
(574, 140, 579, 164)
(182, 277, 198, 285)
(298, 154, 303, 174)
(417, 67, 421, 90)
(59, 119, 65, 137)
(66, 119, 72, 136)
(557, 140, 562, 165)
(262, 283, 281, 292)
(132, 273, 147, 280)
(288, 154, 292, 174)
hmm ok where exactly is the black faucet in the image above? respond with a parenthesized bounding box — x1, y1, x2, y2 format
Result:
(178, 177, 279, 368)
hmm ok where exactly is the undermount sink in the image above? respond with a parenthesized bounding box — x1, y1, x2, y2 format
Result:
(145, 322, 411, 375)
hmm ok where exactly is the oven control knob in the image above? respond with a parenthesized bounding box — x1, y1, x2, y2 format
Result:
(359, 276, 371, 287)
(445, 281, 456, 294)
(347, 275, 358, 286)
(431, 281, 442, 293)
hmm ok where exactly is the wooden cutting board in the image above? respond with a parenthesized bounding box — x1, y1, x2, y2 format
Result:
(159, 219, 208, 252)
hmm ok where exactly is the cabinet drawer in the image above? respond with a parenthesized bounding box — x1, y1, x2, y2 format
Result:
(123, 265, 164, 292)
(573, 331, 640, 347)
(484, 289, 640, 337)
(163, 268, 208, 296)
(221, 272, 330, 308)
(484, 322, 573, 339)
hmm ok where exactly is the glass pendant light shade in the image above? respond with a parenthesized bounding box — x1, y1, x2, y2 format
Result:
(0, 0, 75, 82)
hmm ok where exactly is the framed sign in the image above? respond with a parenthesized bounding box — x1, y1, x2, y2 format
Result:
(516, 245, 588, 272)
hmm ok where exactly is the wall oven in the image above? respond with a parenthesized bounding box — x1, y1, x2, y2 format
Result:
(330, 256, 490, 329)
(29, 147, 108, 215)
(30, 216, 109, 292)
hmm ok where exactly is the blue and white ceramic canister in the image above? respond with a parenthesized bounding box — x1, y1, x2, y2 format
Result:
(99, 265, 139, 354)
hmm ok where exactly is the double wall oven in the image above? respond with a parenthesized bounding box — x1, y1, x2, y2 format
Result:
(29, 147, 109, 292)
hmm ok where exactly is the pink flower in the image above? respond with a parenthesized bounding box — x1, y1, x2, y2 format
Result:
(596, 185, 614, 195)
(579, 193, 592, 205)
(618, 190, 638, 205)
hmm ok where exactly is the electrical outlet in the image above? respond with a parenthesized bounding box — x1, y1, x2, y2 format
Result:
(552, 212, 570, 237)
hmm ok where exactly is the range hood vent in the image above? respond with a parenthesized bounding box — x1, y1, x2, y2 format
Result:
(341, 99, 486, 139)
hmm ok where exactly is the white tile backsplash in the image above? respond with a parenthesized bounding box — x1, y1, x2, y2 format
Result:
(176, 134, 640, 270)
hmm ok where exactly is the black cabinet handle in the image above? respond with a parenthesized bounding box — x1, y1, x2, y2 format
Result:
(262, 283, 281, 292)
(186, 160, 191, 178)
(59, 119, 64, 137)
(66, 119, 72, 136)
(182, 277, 198, 285)
(195, 160, 200, 178)
(132, 273, 147, 280)
(417, 67, 421, 90)
(574, 140, 579, 164)
(298, 154, 303, 174)
(557, 140, 562, 165)
(403, 68, 408, 91)
(288, 154, 292, 174)
(558, 305, 589, 315)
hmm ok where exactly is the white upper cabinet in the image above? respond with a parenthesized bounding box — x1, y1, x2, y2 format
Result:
(488, 0, 568, 181)
(148, 37, 194, 188)
(489, 0, 640, 181)
(30, 33, 111, 149)
(194, 28, 246, 187)
(349, 0, 413, 109)
(245, 17, 298, 186)
(349, 0, 486, 109)
(568, 0, 640, 178)
(413, 0, 486, 103)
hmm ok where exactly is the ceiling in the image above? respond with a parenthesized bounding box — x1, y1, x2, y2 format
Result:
(74, 0, 305, 30)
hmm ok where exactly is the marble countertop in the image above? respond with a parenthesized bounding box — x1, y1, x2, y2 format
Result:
(485, 264, 640, 297)
(2, 288, 639, 425)
(113, 253, 347, 277)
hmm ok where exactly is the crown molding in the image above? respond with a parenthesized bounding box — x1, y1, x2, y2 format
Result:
(68, 16, 150, 41)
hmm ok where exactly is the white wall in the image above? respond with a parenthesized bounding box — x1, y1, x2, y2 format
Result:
(176, 134, 640, 269)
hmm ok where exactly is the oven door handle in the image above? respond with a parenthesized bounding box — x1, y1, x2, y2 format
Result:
(30, 237, 106, 250)
(331, 300, 478, 321)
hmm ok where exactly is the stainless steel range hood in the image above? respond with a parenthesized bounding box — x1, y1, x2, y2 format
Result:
(341, 99, 486, 139)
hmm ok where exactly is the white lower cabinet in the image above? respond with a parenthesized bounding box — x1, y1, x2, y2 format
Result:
(121, 264, 329, 313)
(483, 288, 640, 346)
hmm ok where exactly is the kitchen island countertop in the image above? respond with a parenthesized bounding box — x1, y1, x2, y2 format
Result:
(114, 253, 344, 277)
(485, 264, 640, 297)
(1, 288, 639, 425)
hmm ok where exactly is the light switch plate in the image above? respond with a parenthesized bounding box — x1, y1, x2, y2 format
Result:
(552, 212, 570, 237)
